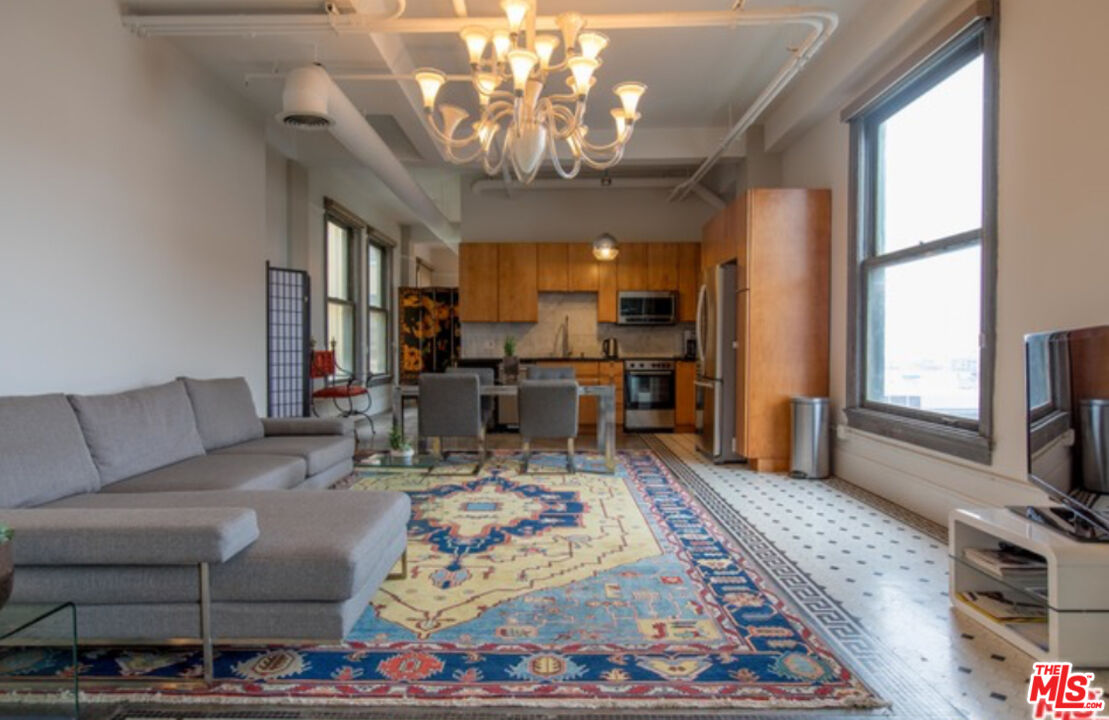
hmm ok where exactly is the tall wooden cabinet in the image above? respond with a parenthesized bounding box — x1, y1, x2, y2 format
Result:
(458, 243, 499, 322)
(497, 244, 538, 322)
(702, 188, 830, 472)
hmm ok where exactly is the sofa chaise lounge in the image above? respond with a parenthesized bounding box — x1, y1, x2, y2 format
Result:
(0, 377, 409, 679)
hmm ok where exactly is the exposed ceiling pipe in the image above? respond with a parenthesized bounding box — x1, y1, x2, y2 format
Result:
(279, 65, 458, 246)
(470, 176, 726, 210)
(669, 10, 838, 201)
(122, 9, 837, 37)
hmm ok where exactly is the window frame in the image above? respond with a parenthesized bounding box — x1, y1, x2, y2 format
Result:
(365, 234, 393, 385)
(324, 215, 357, 379)
(844, 6, 999, 464)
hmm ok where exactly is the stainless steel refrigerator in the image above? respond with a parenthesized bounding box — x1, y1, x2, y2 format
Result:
(695, 262, 741, 462)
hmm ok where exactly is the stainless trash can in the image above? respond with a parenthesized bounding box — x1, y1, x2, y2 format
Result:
(790, 397, 830, 479)
(1080, 398, 1109, 493)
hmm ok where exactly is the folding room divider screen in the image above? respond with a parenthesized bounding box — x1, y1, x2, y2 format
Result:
(266, 262, 311, 417)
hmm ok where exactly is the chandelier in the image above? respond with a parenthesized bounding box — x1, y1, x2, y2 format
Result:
(413, 0, 646, 184)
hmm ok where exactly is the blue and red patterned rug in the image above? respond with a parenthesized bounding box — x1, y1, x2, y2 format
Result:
(0, 450, 884, 710)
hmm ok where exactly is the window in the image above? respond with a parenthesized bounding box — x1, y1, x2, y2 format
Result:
(325, 218, 356, 376)
(846, 13, 997, 463)
(367, 237, 391, 379)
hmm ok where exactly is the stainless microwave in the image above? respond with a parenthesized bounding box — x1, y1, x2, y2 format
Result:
(617, 291, 677, 325)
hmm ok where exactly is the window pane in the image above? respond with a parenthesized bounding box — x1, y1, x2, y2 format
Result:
(368, 243, 384, 308)
(369, 310, 388, 376)
(877, 56, 983, 253)
(1026, 335, 1053, 413)
(327, 302, 355, 375)
(866, 244, 981, 419)
(327, 222, 351, 301)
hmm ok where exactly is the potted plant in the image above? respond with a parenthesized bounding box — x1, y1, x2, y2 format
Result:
(502, 335, 520, 382)
(389, 426, 414, 461)
(0, 525, 12, 609)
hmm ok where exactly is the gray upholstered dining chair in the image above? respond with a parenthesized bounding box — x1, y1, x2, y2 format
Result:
(418, 373, 485, 474)
(517, 379, 579, 474)
(446, 366, 496, 429)
(525, 366, 576, 380)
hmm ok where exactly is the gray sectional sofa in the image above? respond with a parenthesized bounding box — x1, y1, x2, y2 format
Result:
(0, 377, 409, 668)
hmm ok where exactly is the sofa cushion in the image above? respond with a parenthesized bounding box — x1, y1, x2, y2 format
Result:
(216, 435, 355, 476)
(182, 377, 264, 451)
(41, 489, 411, 603)
(68, 381, 206, 486)
(100, 454, 307, 494)
(0, 394, 100, 508)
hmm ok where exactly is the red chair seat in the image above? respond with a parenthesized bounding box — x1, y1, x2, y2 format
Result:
(313, 385, 369, 399)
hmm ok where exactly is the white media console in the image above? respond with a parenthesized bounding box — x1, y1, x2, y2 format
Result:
(949, 507, 1109, 667)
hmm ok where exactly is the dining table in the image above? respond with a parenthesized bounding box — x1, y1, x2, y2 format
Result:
(391, 383, 618, 473)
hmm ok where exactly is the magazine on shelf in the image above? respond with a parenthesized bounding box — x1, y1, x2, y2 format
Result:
(963, 546, 1048, 580)
(957, 590, 1047, 623)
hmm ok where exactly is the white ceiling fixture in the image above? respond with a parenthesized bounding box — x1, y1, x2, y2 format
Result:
(412, 0, 646, 184)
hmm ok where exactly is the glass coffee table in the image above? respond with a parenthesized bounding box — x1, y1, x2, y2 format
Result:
(0, 602, 79, 718)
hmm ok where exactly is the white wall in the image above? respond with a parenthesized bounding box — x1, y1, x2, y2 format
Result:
(0, 0, 272, 408)
(778, 0, 1109, 522)
(462, 184, 714, 243)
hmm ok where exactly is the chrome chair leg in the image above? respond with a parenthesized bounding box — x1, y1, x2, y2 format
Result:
(473, 429, 486, 475)
(567, 437, 576, 474)
(521, 439, 531, 474)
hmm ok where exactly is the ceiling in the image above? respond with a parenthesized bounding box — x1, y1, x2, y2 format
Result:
(122, 0, 877, 174)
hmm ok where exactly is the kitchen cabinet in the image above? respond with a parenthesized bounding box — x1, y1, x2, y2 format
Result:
(536, 243, 569, 291)
(597, 258, 618, 323)
(677, 243, 700, 322)
(458, 243, 499, 322)
(616, 242, 648, 290)
(497, 243, 539, 322)
(702, 188, 829, 472)
(647, 242, 679, 291)
(675, 361, 697, 431)
(566, 243, 599, 291)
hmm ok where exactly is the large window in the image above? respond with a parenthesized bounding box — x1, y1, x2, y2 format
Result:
(367, 237, 391, 379)
(325, 218, 356, 376)
(846, 13, 997, 463)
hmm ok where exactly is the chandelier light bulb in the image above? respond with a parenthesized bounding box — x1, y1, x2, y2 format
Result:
(614, 82, 647, 117)
(459, 26, 491, 65)
(556, 11, 586, 52)
(610, 108, 628, 138)
(491, 30, 512, 62)
(413, 68, 447, 109)
(475, 120, 494, 147)
(507, 49, 539, 94)
(534, 34, 561, 68)
(567, 56, 600, 96)
(577, 31, 609, 60)
(439, 104, 469, 138)
(501, 0, 530, 33)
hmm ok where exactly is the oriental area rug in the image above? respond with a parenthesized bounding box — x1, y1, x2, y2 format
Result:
(0, 450, 884, 711)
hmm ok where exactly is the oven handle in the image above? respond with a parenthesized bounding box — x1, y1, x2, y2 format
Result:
(626, 371, 675, 377)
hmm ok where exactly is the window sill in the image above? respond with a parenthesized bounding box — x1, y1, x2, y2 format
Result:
(367, 374, 393, 388)
(844, 407, 992, 465)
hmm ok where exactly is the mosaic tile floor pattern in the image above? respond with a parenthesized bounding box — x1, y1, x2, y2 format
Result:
(650, 433, 1107, 720)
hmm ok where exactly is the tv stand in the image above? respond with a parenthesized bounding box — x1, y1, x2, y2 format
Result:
(950, 508, 1109, 666)
(1009, 505, 1109, 543)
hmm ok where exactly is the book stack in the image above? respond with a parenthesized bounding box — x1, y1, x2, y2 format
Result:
(957, 590, 1047, 624)
(963, 545, 1048, 591)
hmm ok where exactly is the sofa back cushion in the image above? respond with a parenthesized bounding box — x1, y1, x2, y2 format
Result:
(0, 394, 101, 507)
(69, 381, 206, 485)
(181, 377, 264, 451)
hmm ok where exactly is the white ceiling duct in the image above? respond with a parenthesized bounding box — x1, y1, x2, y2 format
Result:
(278, 64, 458, 246)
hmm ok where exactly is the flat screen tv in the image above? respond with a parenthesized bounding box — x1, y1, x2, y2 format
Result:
(1023, 325, 1109, 541)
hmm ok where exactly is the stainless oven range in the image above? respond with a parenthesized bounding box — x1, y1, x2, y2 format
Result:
(624, 360, 675, 432)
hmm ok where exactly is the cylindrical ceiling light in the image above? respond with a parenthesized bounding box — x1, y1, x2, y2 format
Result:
(593, 233, 619, 261)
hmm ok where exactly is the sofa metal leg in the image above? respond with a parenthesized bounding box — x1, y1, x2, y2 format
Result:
(199, 562, 213, 684)
(387, 550, 408, 581)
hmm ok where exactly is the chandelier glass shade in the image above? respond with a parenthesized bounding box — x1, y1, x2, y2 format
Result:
(414, 1, 646, 184)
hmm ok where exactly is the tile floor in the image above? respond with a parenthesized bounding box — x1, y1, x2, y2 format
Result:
(652, 432, 1107, 720)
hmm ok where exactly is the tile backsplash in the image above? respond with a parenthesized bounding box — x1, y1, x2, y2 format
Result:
(462, 292, 692, 359)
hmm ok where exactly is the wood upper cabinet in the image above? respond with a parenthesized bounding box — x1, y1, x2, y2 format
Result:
(597, 258, 617, 323)
(566, 243, 599, 291)
(536, 243, 569, 291)
(677, 243, 701, 322)
(675, 360, 697, 431)
(497, 243, 538, 322)
(458, 243, 499, 322)
(616, 242, 648, 290)
(646, 242, 679, 290)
